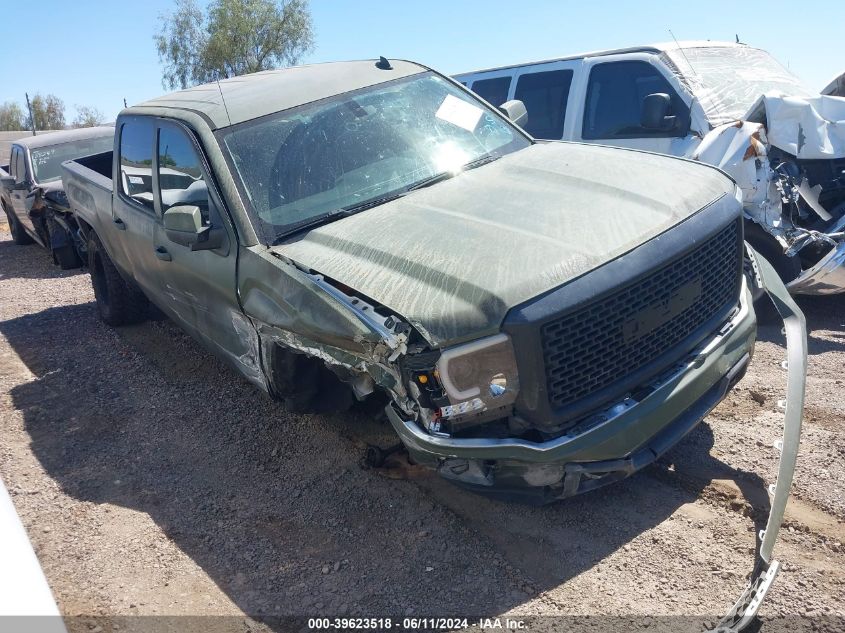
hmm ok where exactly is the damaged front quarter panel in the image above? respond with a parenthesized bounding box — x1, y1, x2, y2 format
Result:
(237, 246, 414, 410)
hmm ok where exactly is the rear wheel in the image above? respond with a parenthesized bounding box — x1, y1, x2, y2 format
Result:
(47, 214, 83, 270)
(87, 232, 148, 326)
(3, 204, 34, 245)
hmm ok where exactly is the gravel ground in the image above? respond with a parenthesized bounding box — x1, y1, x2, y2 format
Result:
(1, 220, 844, 632)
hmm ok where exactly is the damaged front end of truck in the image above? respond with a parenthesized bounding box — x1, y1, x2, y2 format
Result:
(252, 239, 805, 633)
(665, 46, 845, 294)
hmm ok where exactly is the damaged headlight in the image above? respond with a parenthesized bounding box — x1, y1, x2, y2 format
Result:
(435, 333, 520, 418)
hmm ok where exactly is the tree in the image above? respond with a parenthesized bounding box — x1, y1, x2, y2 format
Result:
(155, 0, 315, 90)
(29, 93, 66, 130)
(72, 105, 106, 128)
(0, 102, 26, 131)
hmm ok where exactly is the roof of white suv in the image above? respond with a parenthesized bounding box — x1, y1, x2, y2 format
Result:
(454, 40, 742, 77)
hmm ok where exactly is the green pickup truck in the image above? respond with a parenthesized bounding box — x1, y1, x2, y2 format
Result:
(61, 58, 806, 629)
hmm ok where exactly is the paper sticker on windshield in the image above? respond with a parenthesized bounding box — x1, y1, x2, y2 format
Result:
(436, 94, 483, 132)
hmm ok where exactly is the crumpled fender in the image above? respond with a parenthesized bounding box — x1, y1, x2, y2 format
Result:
(715, 245, 807, 632)
(745, 93, 845, 159)
(693, 121, 770, 218)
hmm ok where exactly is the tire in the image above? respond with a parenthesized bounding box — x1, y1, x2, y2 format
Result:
(87, 232, 148, 326)
(744, 222, 801, 284)
(3, 204, 34, 245)
(47, 214, 83, 270)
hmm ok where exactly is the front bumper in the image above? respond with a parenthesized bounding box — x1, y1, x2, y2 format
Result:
(385, 247, 807, 633)
(786, 240, 845, 295)
(387, 277, 757, 499)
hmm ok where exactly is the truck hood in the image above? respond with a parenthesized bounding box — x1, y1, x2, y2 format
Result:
(275, 142, 732, 347)
(745, 92, 845, 159)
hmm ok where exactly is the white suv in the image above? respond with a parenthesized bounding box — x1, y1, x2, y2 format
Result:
(456, 41, 845, 295)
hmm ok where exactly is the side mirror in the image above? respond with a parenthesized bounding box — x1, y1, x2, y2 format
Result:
(163, 204, 223, 251)
(499, 100, 528, 129)
(0, 175, 15, 190)
(641, 93, 675, 130)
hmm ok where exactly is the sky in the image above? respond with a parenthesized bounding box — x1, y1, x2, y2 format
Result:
(1, 0, 842, 123)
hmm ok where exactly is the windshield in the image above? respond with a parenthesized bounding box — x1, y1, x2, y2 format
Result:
(220, 72, 530, 241)
(663, 46, 814, 126)
(31, 134, 114, 183)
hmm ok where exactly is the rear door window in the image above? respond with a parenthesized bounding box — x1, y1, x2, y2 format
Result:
(119, 118, 156, 212)
(514, 69, 573, 139)
(583, 61, 688, 139)
(471, 76, 512, 108)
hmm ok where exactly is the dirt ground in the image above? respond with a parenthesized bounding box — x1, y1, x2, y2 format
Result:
(1, 220, 844, 632)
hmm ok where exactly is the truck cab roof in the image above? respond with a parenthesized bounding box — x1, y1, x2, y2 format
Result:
(12, 126, 114, 151)
(132, 59, 428, 129)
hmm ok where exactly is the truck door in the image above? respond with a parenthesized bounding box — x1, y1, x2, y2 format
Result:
(575, 55, 700, 157)
(147, 120, 254, 372)
(9, 145, 36, 234)
(110, 116, 163, 293)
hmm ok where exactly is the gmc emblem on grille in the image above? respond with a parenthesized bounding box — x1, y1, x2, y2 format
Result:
(622, 277, 702, 343)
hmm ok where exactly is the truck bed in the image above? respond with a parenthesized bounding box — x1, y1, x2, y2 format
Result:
(61, 151, 113, 232)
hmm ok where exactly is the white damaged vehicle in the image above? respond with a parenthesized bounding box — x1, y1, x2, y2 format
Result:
(456, 41, 845, 294)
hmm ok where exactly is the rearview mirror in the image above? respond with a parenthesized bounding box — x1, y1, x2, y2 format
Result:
(641, 93, 675, 130)
(499, 100, 528, 129)
(163, 204, 223, 251)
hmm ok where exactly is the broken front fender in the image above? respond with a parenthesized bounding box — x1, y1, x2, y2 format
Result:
(238, 246, 413, 406)
(716, 246, 806, 632)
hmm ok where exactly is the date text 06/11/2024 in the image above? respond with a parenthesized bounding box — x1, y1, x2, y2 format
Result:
(307, 617, 527, 630)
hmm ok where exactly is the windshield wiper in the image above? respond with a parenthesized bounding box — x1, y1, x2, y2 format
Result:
(407, 154, 502, 192)
(272, 209, 351, 243)
(273, 191, 408, 243)
(273, 155, 504, 243)
(342, 190, 407, 214)
(464, 153, 501, 171)
(406, 171, 454, 191)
